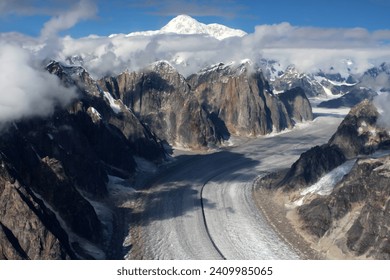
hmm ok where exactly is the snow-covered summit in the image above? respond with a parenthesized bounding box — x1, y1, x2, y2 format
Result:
(126, 15, 247, 40)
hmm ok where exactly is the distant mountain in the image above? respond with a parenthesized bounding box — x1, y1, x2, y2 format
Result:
(360, 62, 390, 93)
(125, 15, 247, 40)
(269, 65, 328, 97)
(317, 87, 377, 108)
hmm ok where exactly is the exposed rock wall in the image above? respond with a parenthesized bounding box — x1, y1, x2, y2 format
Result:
(260, 100, 390, 259)
(99, 62, 220, 149)
(0, 62, 166, 259)
(278, 87, 313, 123)
(101, 62, 314, 148)
(280, 100, 389, 189)
(299, 156, 390, 259)
(188, 63, 293, 136)
(0, 162, 75, 260)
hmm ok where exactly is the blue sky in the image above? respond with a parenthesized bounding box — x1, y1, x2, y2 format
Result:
(0, 0, 389, 38)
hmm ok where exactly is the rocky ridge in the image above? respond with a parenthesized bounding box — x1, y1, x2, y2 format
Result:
(280, 100, 388, 189)
(0, 61, 165, 259)
(298, 155, 390, 259)
(1, 59, 314, 259)
(100, 61, 314, 148)
(257, 100, 390, 259)
(98, 61, 221, 149)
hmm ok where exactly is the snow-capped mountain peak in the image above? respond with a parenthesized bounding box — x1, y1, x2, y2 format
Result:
(126, 15, 247, 40)
(161, 15, 208, 35)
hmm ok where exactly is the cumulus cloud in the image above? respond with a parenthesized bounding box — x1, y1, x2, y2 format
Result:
(40, 0, 97, 39)
(0, 0, 98, 124)
(374, 92, 390, 129)
(0, 43, 76, 123)
(50, 21, 390, 78)
(37, 0, 97, 61)
(0, 0, 85, 16)
(2, 5, 390, 118)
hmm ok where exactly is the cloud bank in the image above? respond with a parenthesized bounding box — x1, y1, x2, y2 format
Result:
(0, 1, 96, 123)
(0, 43, 76, 123)
(1, 2, 390, 122)
(0, 0, 87, 16)
(45, 21, 390, 78)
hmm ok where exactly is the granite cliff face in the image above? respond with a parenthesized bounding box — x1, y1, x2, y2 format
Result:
(99, 61, 220, 149)
(188, 62, 313, 137)
(278, 87, 313, 123)
(299, 155, 390, 259)
(188, 63, 292, 137)
(1, 59, 314, 259)
(0, 62, 165, 259)
(100, 61, 313, 148)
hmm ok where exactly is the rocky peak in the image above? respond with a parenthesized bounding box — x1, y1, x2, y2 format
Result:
(279, 100, 389, 190)
(0, 58, 168, 259)
(329, 100, 389, 158)
(189, 63, 313, 137)
(259, 59, 285, 81)
(192, 61, 254, 83)
(278, 87, 313, 122)
(161, 15, 208, 35)
(283, 65, 303, 78)
(160, 14, 247, 40)
(46, 61, 100, 98)
(98, 66, 220, 149)
(150, 60, 177, 74)
(364, 62, 390, 78)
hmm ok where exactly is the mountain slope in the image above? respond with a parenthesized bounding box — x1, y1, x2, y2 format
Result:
(188, 62, 313, 137)
(0, 62, 166, 260)
(257, 100, 390, 259)
(98, 61, 222, 149)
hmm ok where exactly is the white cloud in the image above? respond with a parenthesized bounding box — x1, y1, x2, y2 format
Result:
(1, 8, 390, 124)
(0, 0, 85, 16)
(40, 0, 97, 39)
(0, 43, 76, 123)
(374, 92, 390, 129)
(47, 22, 390, 78)
(0, 1, 99, 123)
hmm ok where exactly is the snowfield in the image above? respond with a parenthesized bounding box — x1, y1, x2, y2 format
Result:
(126, 106, 348, 260)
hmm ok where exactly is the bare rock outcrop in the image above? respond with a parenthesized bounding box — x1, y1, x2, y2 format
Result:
(99, 61, 220, 149)
(258, 100, 390, 259)
(279, 100, 389, 189)
(0, 62, 166, 259)
(299, 156, 390, 259)
(278, 87, 313, 123)
(100, 61, 314, 149)
(0, 161, 75, 260)
(188, 63, 313, 137)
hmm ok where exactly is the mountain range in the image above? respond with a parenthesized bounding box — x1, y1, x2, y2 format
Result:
(0, 57, 314, 259)
(0, 15, 390, 260)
